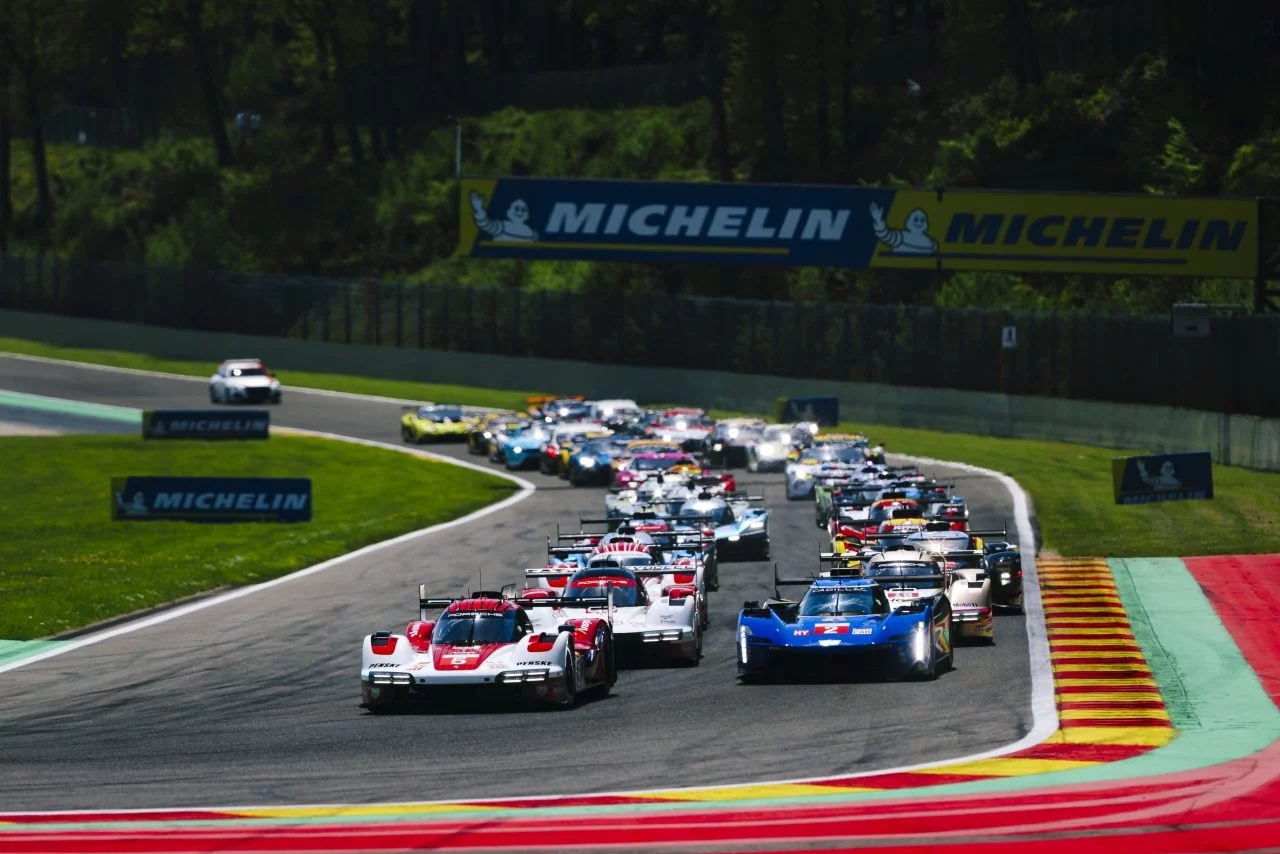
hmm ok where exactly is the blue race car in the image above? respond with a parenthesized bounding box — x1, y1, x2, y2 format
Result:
(568, 437, 632, 487)
(502, 424, 553, 470)
(736, 569, 953, 681)
(677, 492, 770, 562)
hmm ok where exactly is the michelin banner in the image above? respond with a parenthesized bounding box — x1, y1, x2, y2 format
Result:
(111, 477, 312, 522)
(141, 410, 270, 440)
(459, 178, 1258, 278)
(1111, 452, 1214, 505)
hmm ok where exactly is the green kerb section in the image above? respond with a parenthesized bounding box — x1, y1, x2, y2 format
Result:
(0, 390, 140, 424)
(0, 640, 68, 668)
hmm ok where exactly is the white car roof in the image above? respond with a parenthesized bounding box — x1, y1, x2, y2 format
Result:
(221, 358, 264, 368)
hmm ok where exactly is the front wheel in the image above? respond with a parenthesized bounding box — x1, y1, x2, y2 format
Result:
(558, 647, 578, 707)
(209, 387, 219, 404)
(401, 425, 415, 443)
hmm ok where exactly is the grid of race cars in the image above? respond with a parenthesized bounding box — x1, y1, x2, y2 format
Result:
(362, 396, 1026, 712)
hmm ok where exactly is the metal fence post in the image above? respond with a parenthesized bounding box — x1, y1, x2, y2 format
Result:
(344, 288, 352, 344)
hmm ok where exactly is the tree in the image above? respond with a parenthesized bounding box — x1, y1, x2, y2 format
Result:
(0, 62, 10, 247)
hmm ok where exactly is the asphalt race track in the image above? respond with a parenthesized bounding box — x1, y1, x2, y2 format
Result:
(0, 355, 1033, 811)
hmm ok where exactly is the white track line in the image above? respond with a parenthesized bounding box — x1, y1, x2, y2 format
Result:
(0, 351, 510, 409)
(0, 423, 536, 676)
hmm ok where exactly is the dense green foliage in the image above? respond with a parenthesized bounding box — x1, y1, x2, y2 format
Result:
(0, 433, 517, 639)
(2, 1, 1278, 310)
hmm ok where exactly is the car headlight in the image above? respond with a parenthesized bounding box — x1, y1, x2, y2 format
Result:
(913, 622, 927, 661)
(739, 624, 751, 663)
(744, 519, 766, 531)
(579, 457, 597, 467)
(727, 428, 739, 439)
(1000, 571, 1012, 584)
(512, 446, 523, 454)
(758, 443, 778, 457)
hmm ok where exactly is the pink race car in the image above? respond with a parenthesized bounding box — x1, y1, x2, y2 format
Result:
(613, 452, 703, 488)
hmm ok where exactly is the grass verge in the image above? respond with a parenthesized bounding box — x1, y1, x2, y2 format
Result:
(833, 421, 1280, 558)
(0, 336, 546, 411)
(3, 337, 1278, 559)
(0, 434, 518, 639)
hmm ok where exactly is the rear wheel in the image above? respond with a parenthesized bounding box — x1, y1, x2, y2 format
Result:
(209, 387, 218, 404)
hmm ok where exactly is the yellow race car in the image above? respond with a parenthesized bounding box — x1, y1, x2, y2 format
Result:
(400, 404, 478, 443)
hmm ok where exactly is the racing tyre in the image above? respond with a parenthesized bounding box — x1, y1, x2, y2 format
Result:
(604, 632, 618, 689)
(401, 425, 415, 444)
(913, 637, 939, 681)
(757, 540, 771, 562)
(558, 647, 578, 708)
(687, 625, 703, 666)
(364, 686, 408, 714)
(209, 387, 219, 404)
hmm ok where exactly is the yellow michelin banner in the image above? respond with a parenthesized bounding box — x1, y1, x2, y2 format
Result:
(869, 190, 1258, 278)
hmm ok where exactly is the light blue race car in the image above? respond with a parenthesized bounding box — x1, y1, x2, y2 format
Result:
(502, 424, 553, 470)
(736, 570, 954, 682)
(676, 492, 770, 562)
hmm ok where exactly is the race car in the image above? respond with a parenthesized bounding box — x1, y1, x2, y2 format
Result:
(736, 569, 953, 681)
(522, 566, 702, 664)
(785, 440, 873, 500)
(400, 404, 478, 443)
(613, 452, 702, 488)
(676, 490, 770, 562)
(704, 418, 767, 468)
(501, 422, 556, 469)
(539, 423, 610, 475)
(359, 587, 616, 712)
(744, 423, 811, 473)
(208, 359, 282, 404)
(567, 437, 632, 486)
(468, 413, 522, 455)
(865, 544, 994, 643)
(982, 541, 1024, 613)
(646, 408, 715, 451)
(526, 395, 588, 420)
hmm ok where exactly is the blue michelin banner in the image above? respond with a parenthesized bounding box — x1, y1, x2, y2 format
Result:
(777, 396, 839, 427)
(1111, 452, 1214, 505)
(458, 178, 1258, 277)
(111, 477, 311, 522)
(141, 410, 270, 440)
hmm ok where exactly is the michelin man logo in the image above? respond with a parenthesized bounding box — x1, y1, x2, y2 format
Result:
(470, 190, 538, 243)
(1136, 459, 1181, 490)
(115, 491, 149, 516)
(870, 202, 938, 255)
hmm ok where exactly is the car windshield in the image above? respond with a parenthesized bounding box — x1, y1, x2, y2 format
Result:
(680, 502, 726, 522)
(799, 588, 887, 617)
(763, 427, 792, 443)
(634, 456, 689, 471)
(419, 406, 465, 421)
(814, 445, 866, 462)
(869, 503, 917, 522)
(431, 612, 521, 645)
(658, 413, 708, 428)
(564, 577, 639, 607)
(228, 366, 266, 377)
(866, 562, 942, 580)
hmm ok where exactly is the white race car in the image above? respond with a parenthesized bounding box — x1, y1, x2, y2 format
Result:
(209, 358, 282, 404)
(865, 546, 994, 643)
(359, 588, 616, 712)
(522, 566, 702, 664)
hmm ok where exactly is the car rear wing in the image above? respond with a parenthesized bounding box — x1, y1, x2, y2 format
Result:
(579, 514, 718, 530)
(417, 582, 518, 620)
(967, 525, 1009, 540)
(870, 574, 947, 588)
(773, 564, 817, 599)
(631, 564, 703, 578)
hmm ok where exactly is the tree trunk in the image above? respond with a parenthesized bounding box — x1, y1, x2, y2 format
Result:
(701, 0, 732, 182)
(450, 0, 468, 94)
(841, 0, 855, 181)
(326, 24, 364, 171)
(183, 0, 234, 167)
(22, 66, 51, 226)
(814, 0, 831, 179)
(311, 17, 337, 163)
(366, 1, 386, 163)
(750, 0, 790, 181)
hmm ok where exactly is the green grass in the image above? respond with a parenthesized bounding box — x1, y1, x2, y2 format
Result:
(0, 434, 518, 639)
(0, 336, 545, 411)
(4, 337, 1279, 560)
(832, 421, 1280, 558)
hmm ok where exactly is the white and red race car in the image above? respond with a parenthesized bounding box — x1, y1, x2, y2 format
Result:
(359, 588, 616, 713)
(522, 566, 702, 664)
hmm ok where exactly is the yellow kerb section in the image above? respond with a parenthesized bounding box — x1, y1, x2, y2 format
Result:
(912, 757, 1098, 777)
(632, 783, 872, 802)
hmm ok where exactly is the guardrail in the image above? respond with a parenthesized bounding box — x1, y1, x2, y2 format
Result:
(2, 253, 1278, 418)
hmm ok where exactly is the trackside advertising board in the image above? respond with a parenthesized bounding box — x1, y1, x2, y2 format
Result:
(1111, 452, 1214, 505)
(459, 178, 1259, 278)
(141, 410, 270, 440)
(111, 477, 312, 522)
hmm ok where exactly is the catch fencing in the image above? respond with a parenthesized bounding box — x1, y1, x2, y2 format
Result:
(1, 253, 1276, 417)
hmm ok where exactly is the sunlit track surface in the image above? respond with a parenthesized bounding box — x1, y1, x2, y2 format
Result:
(0, 355, 1031, 810)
